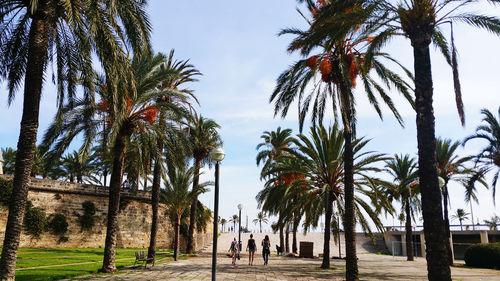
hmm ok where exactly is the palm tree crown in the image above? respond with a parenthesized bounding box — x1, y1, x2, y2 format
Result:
(464, 107, 500, 199)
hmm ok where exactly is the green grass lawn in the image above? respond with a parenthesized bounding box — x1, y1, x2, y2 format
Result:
(11, 248, 188, 281)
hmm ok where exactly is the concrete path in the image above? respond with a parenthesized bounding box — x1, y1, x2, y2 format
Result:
(81, 251, 500, 281)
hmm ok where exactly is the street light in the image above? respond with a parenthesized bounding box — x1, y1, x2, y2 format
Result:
(238, 204, 243, 252)
(210, 147, 225, 281)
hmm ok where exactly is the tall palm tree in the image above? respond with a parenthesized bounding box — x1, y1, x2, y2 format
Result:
(40, 53, 186, 272)
(229, 215, 239, 233)
(186, 115, 221, 254)
(160, 163, 210, 261)
(436, 137, 473, 264)
(221, 218, 227, 233)
(0, 1, 151, 278)
(148, 50, 201, 262)
(464, 107, 500, 200)
(271, 2, 410, 278)
(253, 211, 269, 233)
(303, 0, 500, 279)
(262, 124, 389, 268)
(256, 127, 294, 250)
(451, 209, 469, 231)
(381, 154, 420, 261)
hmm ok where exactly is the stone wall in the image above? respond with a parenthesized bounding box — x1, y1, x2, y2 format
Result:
(0, 175, 212, 250)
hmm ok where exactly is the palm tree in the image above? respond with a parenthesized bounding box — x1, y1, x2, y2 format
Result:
(304, 1, 500, 279)
(461, 171, 487, 230)
(261, 124, 389, 268)
(436, 137, 472, 264)
(148, 50, 201, 262)
(464, 107, 500, 200)
(0, 148, 16, 175)
(40, 53, 187, 272)
(451, 209, 469, 231)
(484, 215, 500, 230)
(253, 212, 269, 233)
(271, 2, 411, 278)
(60, 151, 94, 183)
(256, 127, 294, 179)
(381, 154, 420, 261)
(161, 163, 210, 261)
(229, 215, 239, 233)
(0, 1, 151, 278)
(221, 218, 227, 233)
(186, 115, 221, 254)
(256, 127, 295, 251)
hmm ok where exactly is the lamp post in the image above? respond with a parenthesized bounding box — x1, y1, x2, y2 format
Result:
(210, 147, 225, 281)
(238, 204, 243, 252)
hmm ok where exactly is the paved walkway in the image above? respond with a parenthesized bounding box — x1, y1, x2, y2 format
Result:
(82, 252, 500, 281)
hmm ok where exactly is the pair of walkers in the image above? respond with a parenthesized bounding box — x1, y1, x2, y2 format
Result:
(229, 234, 270, 266)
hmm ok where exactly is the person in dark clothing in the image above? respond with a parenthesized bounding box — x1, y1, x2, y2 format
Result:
(261, 235, 270, 265)
(246, 234, 257, 265)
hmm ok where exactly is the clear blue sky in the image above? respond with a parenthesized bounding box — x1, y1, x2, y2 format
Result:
(1, 0, 499, 232)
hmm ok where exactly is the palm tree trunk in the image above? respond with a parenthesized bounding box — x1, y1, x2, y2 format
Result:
(174, 215, 180, 261)
(442, 184, 453, 265)
(187, 158, 201, 254)
(321, 191, 333, 268)
(412, 39, 451, 281)
(147, 151, 162, 262)
(340, 81, 358, 281)
(260, 221, 262, 233)
(0, 11, 49, 281)
(279, 221, 284, 252)
(405, 201, 414, 261)
(292, 215, 299, 254)
(285, 223, 290, 253)
(470, 201, 475, 230)
(101, 132, 128, 273)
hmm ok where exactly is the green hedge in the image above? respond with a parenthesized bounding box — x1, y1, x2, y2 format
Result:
(23, 201, 48, 238)
(464, 242, 500, 269)
(0, 177, 13, 206)
(79, 201, 96, 231)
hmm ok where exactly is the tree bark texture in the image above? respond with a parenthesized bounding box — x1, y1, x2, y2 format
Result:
(279, 223, 284, 252)
(321, 191, 333, 268)
(412, 42, 451, 281)
(340, 82, 358, 281)
(0, 10, 49, 281)
(147, 147, 162, 262)
(443, 183, 453, 265)
(186, 158, 201, 254)
(174, 216, 180, 261)
(292, 217, 299, 254)
(405, 200, 414, 261)
(285, 224, 290, 253)
(101, 133, 128, 273)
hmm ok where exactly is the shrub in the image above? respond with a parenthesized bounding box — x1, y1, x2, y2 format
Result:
(48, 213, 69, 236)
(464, 242, 500, 269)
(79, 201, 96, 231)
(23, 201, 48, 238)
(0, 178, 13, 206)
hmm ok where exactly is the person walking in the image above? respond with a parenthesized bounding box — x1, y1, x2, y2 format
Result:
(261, 235, 270, 265)
(246, 234, 257, 265)
(228, 238, 239, 266)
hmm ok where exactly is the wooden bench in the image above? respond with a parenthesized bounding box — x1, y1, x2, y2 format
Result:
(134, 251, 154, 268)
